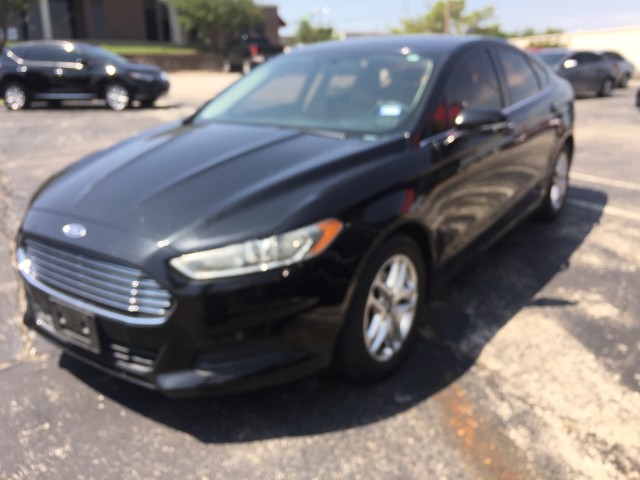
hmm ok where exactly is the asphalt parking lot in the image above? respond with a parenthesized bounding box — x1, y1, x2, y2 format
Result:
(1, 73, 639, 480)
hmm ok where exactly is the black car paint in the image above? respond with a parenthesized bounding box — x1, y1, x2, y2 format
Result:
(17, 36, 575, 395)
(0, 41, 169, 105)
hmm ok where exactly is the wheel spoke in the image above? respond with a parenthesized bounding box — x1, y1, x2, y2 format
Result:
(367, 293, 387, 317)
(373, 279, 393, 299)
(365, 313, 384, 345)
(385, 261, 400, 290)
(369, 319, 390, 354)
(392, 261, 408, 294)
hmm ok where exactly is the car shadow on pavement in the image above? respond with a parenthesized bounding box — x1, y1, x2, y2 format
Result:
(60, 186, 606, 443)
(26, 100, 182, 111)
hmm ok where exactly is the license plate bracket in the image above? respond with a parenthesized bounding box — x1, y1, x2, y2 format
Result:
(34, 297, 101, 354)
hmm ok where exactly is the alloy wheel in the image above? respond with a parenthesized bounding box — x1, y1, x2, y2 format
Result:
(105, 84, 130, 111)
(363, 253, 419, 362)
(550, 151, 569, 212)
(4, 84, 27, 110)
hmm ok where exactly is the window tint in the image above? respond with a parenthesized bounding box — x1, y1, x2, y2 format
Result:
(496, 49, 540, 105)
(529, 57, 549, 87)
(573, 52, 601, 64)
(23, 46, 54, 61)
(8, 45, 28, 59)
(23, 45, 79, 62)
(47, 48, 80, 63)
(197, 52, 435, 136)
(445, 49, 502, 116)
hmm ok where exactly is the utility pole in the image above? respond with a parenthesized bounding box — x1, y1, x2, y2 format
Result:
(444, 0, 451, 34)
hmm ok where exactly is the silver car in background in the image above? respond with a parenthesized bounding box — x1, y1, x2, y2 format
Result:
(535, 48, 617, 97)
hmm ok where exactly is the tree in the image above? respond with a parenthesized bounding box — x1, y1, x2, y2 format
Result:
(393, 0, 504, 36)
(170, 0, 263, 51)
(0, 0, 35, 49)
(293, 19, 334, 44)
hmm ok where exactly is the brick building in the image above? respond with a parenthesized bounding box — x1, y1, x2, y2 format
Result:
(3, 0, 284, 46)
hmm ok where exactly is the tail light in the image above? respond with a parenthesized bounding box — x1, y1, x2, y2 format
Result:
(249, 44, 259, 57)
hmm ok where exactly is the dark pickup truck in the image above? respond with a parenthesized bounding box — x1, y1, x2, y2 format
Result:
(223, 35, 284, 74)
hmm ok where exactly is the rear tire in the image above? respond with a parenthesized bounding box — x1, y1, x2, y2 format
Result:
(3, 81, 30, 111)
(335, 235, 426, 382)
(534, 146, 570, 222)
(598, 77, 614, 97)
(618, 74, 630, 89)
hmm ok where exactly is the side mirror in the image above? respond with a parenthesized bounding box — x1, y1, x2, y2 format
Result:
(454, 107, 508, 131)
(563, 59, 578, 69)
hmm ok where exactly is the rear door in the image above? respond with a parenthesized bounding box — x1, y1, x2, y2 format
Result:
(565, 52, 603, 94)
(492, 46, 557, 210)
(44, 45, 92, 95)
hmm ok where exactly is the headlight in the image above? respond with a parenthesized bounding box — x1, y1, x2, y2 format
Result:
(160, 71, 169, 82)
(170, 219, 343, 280)
(129, 71, 155, 82)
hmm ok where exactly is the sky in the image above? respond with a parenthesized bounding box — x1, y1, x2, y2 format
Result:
(259, 0, 640, 36)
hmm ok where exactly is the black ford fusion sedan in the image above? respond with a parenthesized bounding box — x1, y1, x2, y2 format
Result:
(17, 36, 574, 396)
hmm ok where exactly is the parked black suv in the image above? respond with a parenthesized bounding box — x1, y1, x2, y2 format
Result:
(0, 41, 170, 111)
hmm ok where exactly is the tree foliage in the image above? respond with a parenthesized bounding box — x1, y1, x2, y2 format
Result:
(170, 0, 263, 50)
(0, 0, 35, 49)
(393, 0, 503, 36)
(293, 19, 334, 44)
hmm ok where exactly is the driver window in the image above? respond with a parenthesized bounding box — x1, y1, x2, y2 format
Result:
(434, 50, 502, 132)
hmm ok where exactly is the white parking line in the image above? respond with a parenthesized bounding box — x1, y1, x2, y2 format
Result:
(568, 199, 640, 223)
(571, 172, 640, 192)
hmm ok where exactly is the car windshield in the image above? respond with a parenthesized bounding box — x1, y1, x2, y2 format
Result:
(194, 50, 436, 137)
(78, 45, 128, 64)
(535, 52, 566, 67)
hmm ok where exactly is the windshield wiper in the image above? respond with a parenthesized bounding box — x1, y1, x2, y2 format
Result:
(294, 127, 348, 140)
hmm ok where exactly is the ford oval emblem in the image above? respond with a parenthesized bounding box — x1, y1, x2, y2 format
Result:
(62, 223, 87, 239)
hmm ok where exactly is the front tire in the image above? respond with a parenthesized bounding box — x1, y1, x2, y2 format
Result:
(335, 236, 426, 381)
(3, 82, 29, 111)
(535, 147, 570, 221)
(105, 82, 131, 111)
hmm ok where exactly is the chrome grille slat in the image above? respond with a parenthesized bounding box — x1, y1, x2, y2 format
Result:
(27, 242, 142, 278)
(23, 239, 173, 318)
(28, 248, 141, 286)
(33, 264, 171, 310)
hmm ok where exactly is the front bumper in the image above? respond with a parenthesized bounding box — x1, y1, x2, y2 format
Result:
(131, 79, 170, 101)
(18, 236, 357, 396)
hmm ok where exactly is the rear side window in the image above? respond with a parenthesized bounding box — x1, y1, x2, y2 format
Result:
(528, 56, 549, 87)
(572, 52, 601, 64)
(496, 49, 541, 105)
(24, 46, 54, 61)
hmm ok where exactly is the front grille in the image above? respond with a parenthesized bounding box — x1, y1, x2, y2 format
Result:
(23, 239, 172, 318)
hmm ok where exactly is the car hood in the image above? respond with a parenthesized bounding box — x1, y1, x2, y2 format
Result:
(25, 121, 406, 254)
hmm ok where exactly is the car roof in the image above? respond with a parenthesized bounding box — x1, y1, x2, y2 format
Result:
(7, 40, 93, 50)
(289, 34, 509, 57)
